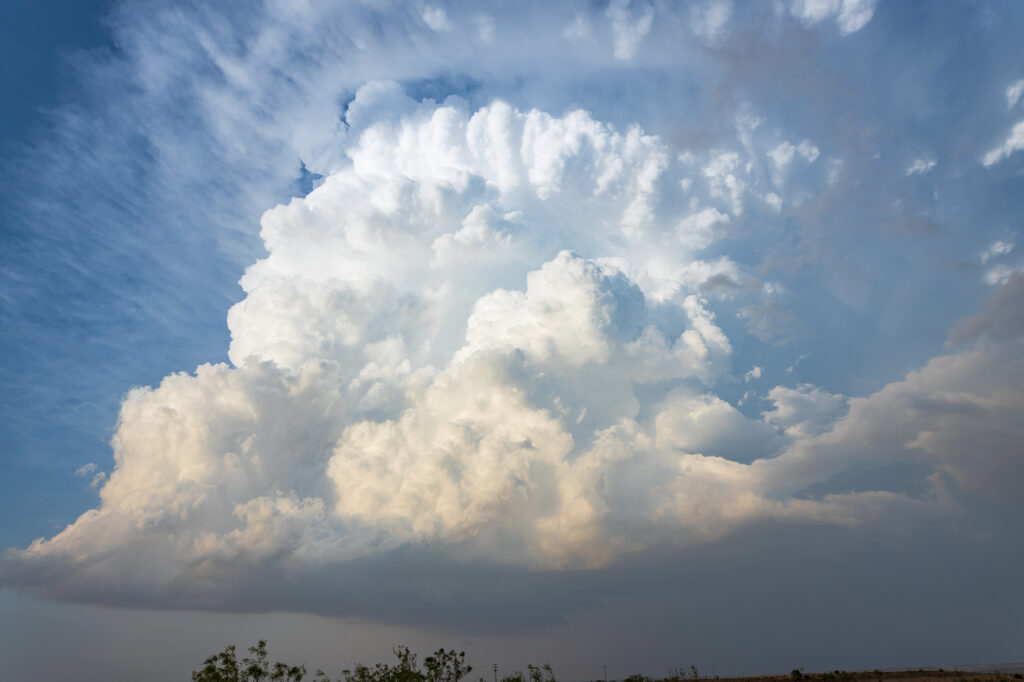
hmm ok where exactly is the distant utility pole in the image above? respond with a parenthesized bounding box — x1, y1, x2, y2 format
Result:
(603, 666, 608, 682)
(494, 663, 498, 682)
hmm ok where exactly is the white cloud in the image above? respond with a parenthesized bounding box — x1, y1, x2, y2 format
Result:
(768, 142, 796, 174)
(835, 0, 878, 34)
(1007, 79, 1024, 110)
(4, 86, 968, 603)
(982, 121, 1024, 166)
(460, 252, 645, 367)
(826, 158, 844, 185)
(760, 334, 1024, 505)
(906, 158, 937, 176)
(768, 140, 819, 186)
(789, 0, 878, 35)
(1, 97, 779, 588)
(981, 239, 1014, 264)
(421, 6, 452, 32)
(979, 238, 1020, 288)
(5, 0, 1021, 628)
(74, 463, 97, 478)
(983, 264, 1022, 287)
(762, 383, 848, 438)
(676, 207, 730, 251)
(786, 352, 811, 373)
(607, 0, 655, 61)
(789, 0, 835, 28)
(690, 0, 732, 43)
(653, 387, 781, 463)
(735, 106, 763, 152)
(75, 461, 107, 488)
(797, 140, 821, 163)
(431, 204, 523, 267)
(703, 151, 746, 214)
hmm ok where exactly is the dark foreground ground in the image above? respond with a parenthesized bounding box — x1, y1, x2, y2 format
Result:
(695, 668, 1024, 682)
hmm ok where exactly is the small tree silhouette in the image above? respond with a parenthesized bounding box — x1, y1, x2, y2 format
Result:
(191, 640, 306, 682)
(319, 646, 472, 682)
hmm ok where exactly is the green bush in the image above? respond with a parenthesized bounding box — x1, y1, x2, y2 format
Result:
(192, 640, 306, 682)
(329, 647, 471, 682)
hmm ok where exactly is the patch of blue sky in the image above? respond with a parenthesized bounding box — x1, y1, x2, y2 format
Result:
(401, 73, 484, 107)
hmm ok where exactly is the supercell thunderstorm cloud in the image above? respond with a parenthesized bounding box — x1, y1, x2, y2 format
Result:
(1, 0, 1024, 678)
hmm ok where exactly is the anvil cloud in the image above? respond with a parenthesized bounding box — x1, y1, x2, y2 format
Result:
(2, 0, 1023, 675)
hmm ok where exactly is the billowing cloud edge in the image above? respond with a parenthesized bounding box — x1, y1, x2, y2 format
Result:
(3, 82, 1021, 619)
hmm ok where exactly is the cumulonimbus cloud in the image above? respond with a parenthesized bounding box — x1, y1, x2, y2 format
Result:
(4, 0, 1024, 625)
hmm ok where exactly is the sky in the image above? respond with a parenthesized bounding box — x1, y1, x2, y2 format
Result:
(1, 1, 1023, 680)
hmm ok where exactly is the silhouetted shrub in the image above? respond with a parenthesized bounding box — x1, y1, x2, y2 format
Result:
(623, 674, 653, 682)
(192, 640, 305, 682)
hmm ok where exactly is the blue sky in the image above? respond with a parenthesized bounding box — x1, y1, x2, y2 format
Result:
(1, 1, 1023, 680)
